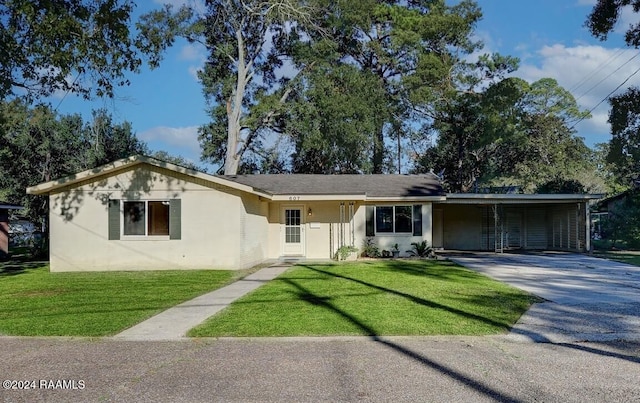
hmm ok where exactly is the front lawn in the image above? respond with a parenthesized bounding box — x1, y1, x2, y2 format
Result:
(0, 263, 239, 336)
(593, 250, 640, 267)
(189, 260, 539, 337)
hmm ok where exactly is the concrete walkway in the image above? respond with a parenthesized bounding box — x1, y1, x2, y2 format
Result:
(113, 262, 292, 341)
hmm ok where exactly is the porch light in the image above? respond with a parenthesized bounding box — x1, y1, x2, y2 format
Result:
(308, 208, 312, 216)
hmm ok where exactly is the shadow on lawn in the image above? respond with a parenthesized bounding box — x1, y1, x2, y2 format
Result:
(0, 259, 47, 277)
(281, 272, 522, 402)
(300, 264, 510, 330)
(290, 264, 640, 396)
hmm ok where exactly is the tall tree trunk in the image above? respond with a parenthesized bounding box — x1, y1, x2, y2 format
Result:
(372, 126, 384, 174)
(224, 28, 251, 175)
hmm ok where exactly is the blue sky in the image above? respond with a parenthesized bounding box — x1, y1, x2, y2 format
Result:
(50, 0, 640, 170)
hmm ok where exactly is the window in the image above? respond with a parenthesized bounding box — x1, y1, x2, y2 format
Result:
(366, 205, 422, 236)
(123, 201, 170, 236)
(376, 206, 394, 233)
(285, 209, 301, 243)
(109, 199, 180, 240)
(375, 206, 412, 234)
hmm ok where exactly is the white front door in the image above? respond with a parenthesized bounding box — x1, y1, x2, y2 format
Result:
(282, 207, 305, 256)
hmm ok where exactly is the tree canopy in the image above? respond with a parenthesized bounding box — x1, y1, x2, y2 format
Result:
(587, 0, 640, 189)
(0, 101, 148, 230)
(0, 0, 165, 101)
(416, 77, 602, 193)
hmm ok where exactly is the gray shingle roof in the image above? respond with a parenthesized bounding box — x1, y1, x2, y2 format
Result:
(222, 174, 444, 198)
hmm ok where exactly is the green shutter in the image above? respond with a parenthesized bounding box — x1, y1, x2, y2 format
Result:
(413, 205, 422, 236)
(366, 205, 375, 237)
(169, 199, 181, 240)
(108, 200, 120, 240)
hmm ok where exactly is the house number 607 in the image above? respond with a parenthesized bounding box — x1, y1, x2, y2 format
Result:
(289, 196, 300, 201)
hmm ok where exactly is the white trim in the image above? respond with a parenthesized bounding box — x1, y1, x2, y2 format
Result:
(445, 193, 602, 203)
(121, 199, 170, 239)
(367, 196, 446, 202)
(26, 155, 272, 199)
(271, 194, 366, 201)
(374, 205, 414, 235)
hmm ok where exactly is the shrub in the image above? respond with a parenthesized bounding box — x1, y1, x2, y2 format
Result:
(406, 241, 433, 258)
(335, 245, 358, 261)
(361, 237, 380, 258)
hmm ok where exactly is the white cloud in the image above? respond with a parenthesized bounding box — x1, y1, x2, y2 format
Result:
(179, 43, 206, 81)
(180, 43, 203, 61)
(138, 125, 201, 160)
(515, 44, 640, 144)
(616, 5, 640, 34)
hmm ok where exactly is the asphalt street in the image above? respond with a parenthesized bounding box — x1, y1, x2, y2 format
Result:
(1, 336, 639, 402)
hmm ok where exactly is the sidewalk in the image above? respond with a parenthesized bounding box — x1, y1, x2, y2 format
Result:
(112, 262, 292, 341)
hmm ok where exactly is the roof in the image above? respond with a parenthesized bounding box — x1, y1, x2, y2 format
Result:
(26, 155, 267, 198)
(0, 202, 23, 210)
(593, 189, 636, 212)
(26, 155, 445, 201)
(25, 155, 602, 203)
(223, 174, 445, 199)
(444, 193, 603, 204)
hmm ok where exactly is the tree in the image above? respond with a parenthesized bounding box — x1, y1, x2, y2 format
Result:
(0, 0, 164, 101)
(78, 109, 148, 169)
(173, 0, 318, 174)
(0, 101, 147, 240)
(586, 0, 640, 46)
(416, 77, 600, 193)
(305, 0, 485, 173)
(587, 1, 640, 188)
(606, 88, 640, 186)
(286, 64, 388, 173)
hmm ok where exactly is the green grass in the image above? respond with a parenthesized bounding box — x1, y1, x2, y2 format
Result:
(189, 260, 539, 337)
(593, 250, 640, 267)
(0, 263, 240, 336)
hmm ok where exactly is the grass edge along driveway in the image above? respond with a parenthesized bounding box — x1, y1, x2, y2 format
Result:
(189, 260, 540, 337)
(0, 264, 241, 337)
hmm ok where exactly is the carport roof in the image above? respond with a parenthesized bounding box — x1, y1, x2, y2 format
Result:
(444, 193, 603, 204)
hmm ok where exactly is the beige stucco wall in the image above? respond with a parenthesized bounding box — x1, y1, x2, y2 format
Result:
(264, 201, 433, 260)
(48, 165, 269, 272)
(355, 202, 433, 257)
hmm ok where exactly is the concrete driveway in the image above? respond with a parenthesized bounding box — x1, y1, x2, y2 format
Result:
(448, 252, 640, 343)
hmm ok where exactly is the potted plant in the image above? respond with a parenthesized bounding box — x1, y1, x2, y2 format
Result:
(335, 245, 358, 261)
(391, 243, 400, 258)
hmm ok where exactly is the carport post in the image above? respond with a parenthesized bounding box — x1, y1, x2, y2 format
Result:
(584, 201, 591, 253)
(493, 203, 503, 253)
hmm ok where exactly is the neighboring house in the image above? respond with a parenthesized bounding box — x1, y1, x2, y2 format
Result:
(0, 202, 24, 257)
(26, 155, 601, 272)
(591, 189, 638, 240)
(9, 219, 38, 247)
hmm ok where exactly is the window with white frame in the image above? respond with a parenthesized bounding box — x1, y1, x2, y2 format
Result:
(123, 200, 170, 236)
(375, 205, 413, 234)
(366, 204, 422, 237)
(108, 199, 180, 240)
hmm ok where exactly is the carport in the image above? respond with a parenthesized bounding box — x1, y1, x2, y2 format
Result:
(433, 194, 601, 252)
